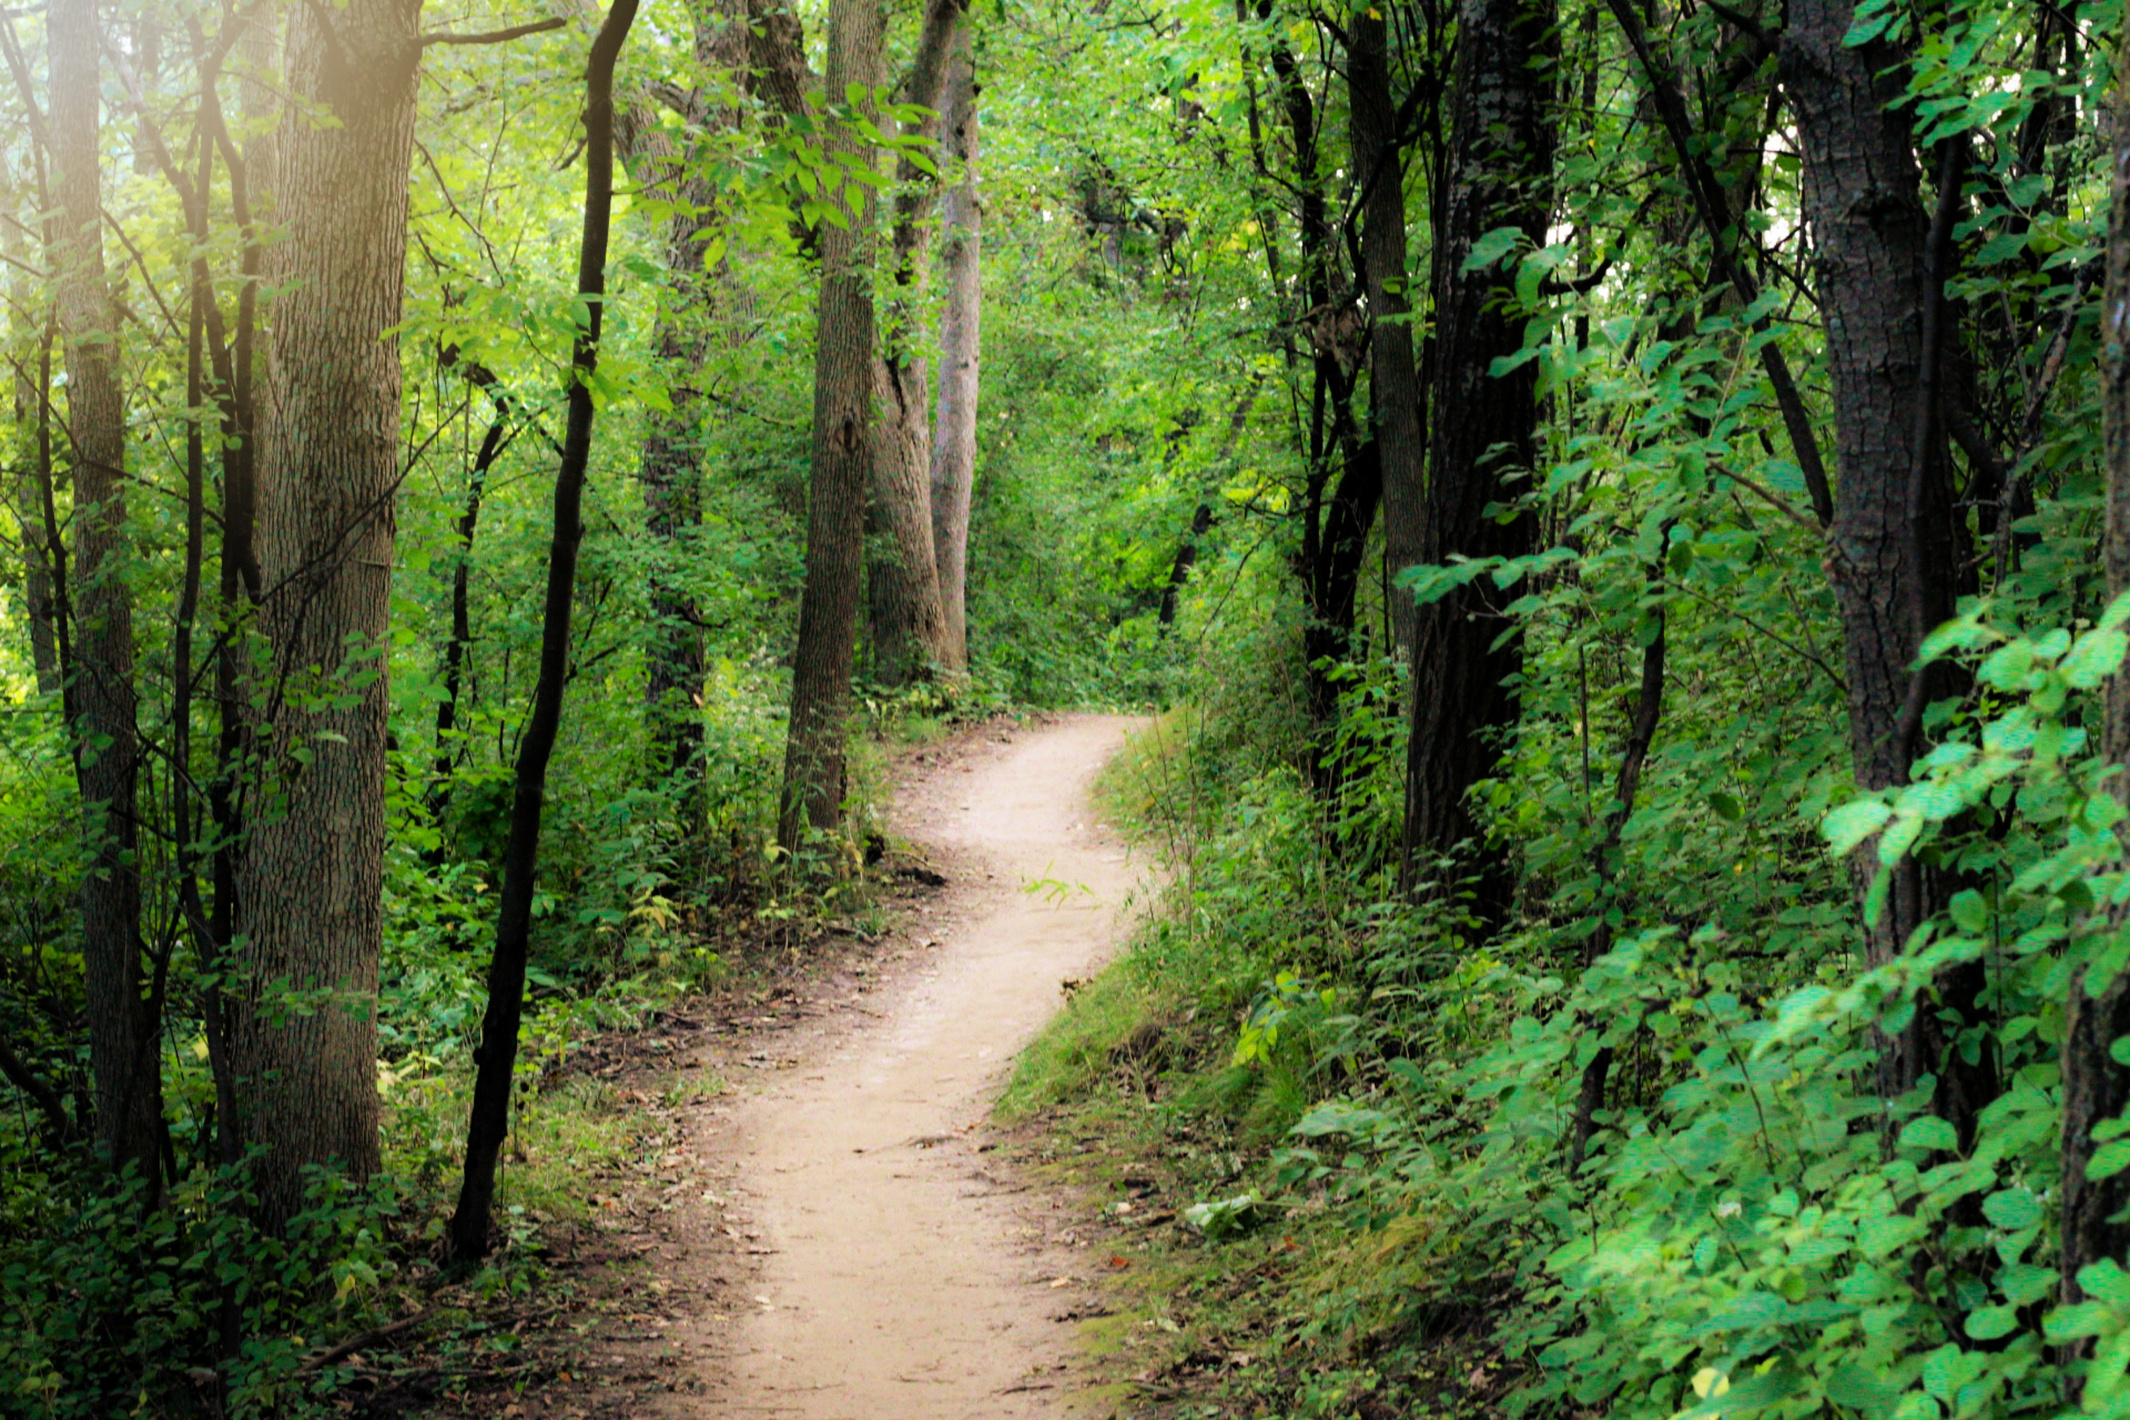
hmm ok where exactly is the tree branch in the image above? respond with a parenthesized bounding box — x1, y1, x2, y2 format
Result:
(419, 17, 565, 46)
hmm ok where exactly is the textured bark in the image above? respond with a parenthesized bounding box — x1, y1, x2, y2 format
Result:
(1345, 7, 1426, 661)
(231, 0, 423, 1227)
(929, 23, 980, 675)
(1783, 0, 1991, 1130)
(3, 161, 56, 695)
(52, 0, 159, 1192)
(865, 0, 965, 688)
(778, 0, 886, 847)
(746, 0, 814, 120)
(2064, 67, 2130, 1315)
(452, 0, 638, 1261)
(616, 2, 752, 776)
(1302, 442, 1382, 731)
(1399, 0, 1556, 915)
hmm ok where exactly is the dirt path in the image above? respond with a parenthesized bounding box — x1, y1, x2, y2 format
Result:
(671, 713, 1147, 1418)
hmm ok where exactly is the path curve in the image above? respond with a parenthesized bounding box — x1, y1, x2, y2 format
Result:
(696, 714, 1146, 1418)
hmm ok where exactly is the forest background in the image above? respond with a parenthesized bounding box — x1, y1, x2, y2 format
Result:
(4, 0, 2130, 1415)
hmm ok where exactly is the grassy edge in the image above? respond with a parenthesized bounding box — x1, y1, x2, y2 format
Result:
(996, 716, 1513, 1420)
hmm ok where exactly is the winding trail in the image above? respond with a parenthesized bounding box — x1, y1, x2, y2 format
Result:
(690, 714, 1147, 1418)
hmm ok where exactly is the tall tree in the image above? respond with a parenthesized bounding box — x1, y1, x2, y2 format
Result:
(778, 0, 887, 846)
(929, 21, 981, 676)
(1783, 0, 1994, 1133)
(616, 0, 751, 778)
(51, 0, 159, 1192)
(1399, 0, 1556, 913)
(230, 0, 426, 1226)
(2060, 50, 2130, 1318)
(1344, 4, 1425, 661)
(452, 0, 640, 1260)
(865, 0, 966, 688)
(3, 157, 57, 695)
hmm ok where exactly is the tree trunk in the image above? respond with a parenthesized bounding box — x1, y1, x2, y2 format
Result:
(617, 2, 751, 776)
(432, 366, 508, 818)
(865, 0, 965, 689)
(1158, 503, 1214, 628)
(2063, 61, 2130, 1317)
(3, 158, 57, 695)
(868, 355, 952, 684)
(1302, 441, 1382, 732)
(452, 0, 638, 1261)
(52, 0, 159, 1194)
(1399, 0, 1556, 917)
(1783, 0, 1993, 1132)
(778, 0, 886, 848)
(231, 0, 423, 1228)
(929, 22, 980, 676)
(1345, 7, 1425, 662)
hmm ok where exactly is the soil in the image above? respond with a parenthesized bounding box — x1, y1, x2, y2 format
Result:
(439, 712, 1153, 1420)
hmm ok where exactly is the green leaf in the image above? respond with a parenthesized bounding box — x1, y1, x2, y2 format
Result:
(1899, 1116, 1959, 1153)
(1824, 799, 1892, 856)
(2045, 1300, 2116, 1343)
(2092, 1140, 2130, 1182)
(2080, 1259, 2130, 1308)
(1965, 1305, 2018, 1341)
(1922, 1345, 1984, 1399)
(2065, 629, 2128, 689)
(1463, 226, 1522, 273)
(1824, 1363, 1900, 1416)
(1709, 791, 1744, 822)
(1983, 1188, 2041, 1232)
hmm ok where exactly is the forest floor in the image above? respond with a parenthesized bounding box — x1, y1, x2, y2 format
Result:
(418, 712, 1155, 1420)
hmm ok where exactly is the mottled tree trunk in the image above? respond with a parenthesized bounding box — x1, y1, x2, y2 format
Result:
(1783, 0, 1992, 1133)
(231, 0, 422, 1227)
(865, 0, 965, 689)
(2063, 59, 2130, 1316)
(52, 0, 159, 1193)
(778, 0, 886, 847)
(929, 23, 980, 676)
(1399, 0, 1556, 916)
(1345, 7, 1425, 662)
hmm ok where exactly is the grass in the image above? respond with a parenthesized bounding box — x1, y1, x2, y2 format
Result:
(1000, 718, 1511, 1420)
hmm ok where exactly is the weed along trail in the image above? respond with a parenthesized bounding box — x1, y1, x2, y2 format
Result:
(689, 714, 1147, 1419)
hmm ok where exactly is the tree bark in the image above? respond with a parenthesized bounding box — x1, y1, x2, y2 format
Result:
(865, 0, 965, 689)
(1783, 0, 1993, 1132)
(1302, 441, 1382, 733)
(452, 0, 638, 1261)
(778, 0, 886, 848)
(1398, 0, 1556, 917)
(929, 22, 980, 675)
(1345, 6, 1426, 662)
(2063, 59, 2130, 1317)
(52, 0, 159, 1194)
(616, 1, 751, 776)
(231, 0, 423, 1227)
(3, 158, 57, 695)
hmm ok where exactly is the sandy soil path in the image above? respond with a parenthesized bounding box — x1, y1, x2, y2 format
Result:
(691, 713, 1146, 1419)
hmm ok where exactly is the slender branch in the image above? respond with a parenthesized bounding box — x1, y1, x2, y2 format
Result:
(420, 17, 566, 46)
